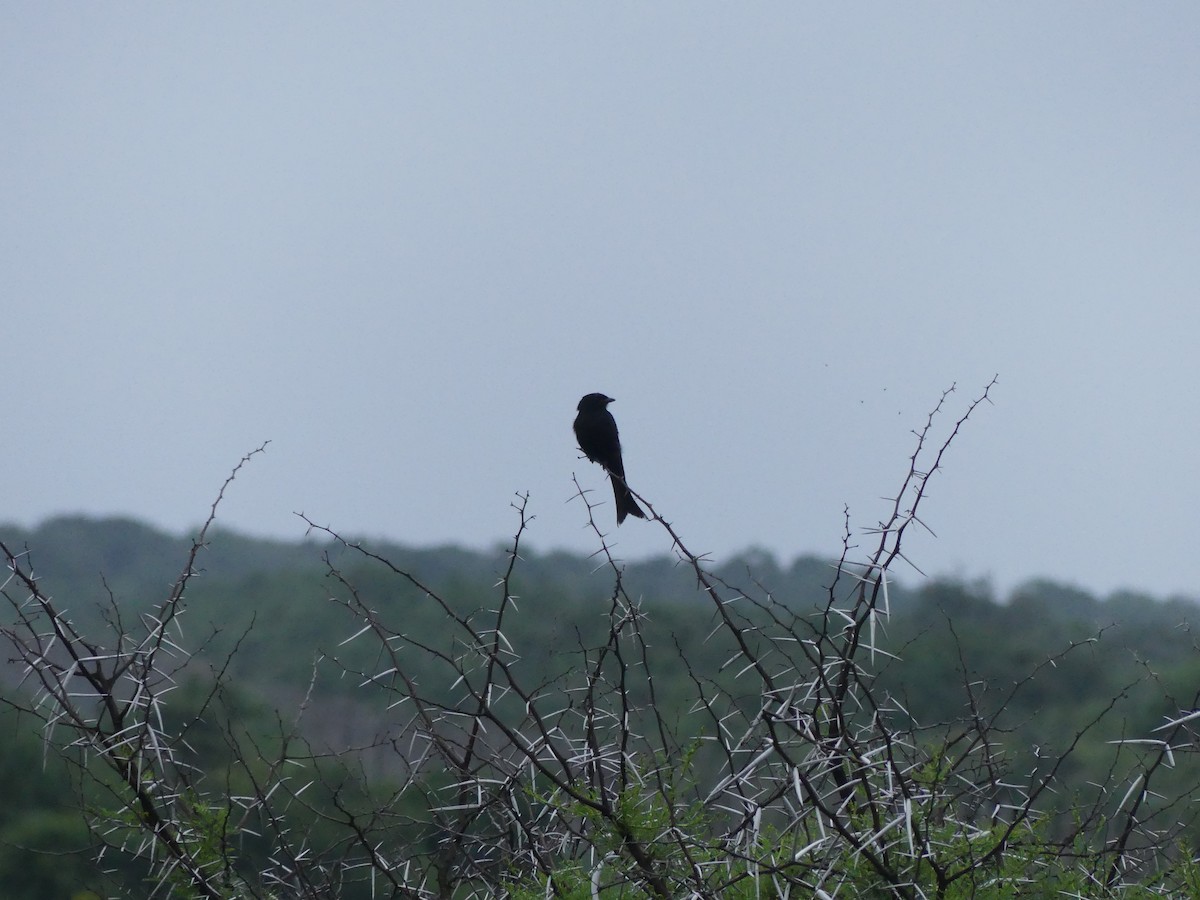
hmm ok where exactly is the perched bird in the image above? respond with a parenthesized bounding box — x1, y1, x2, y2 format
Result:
(573, 393, 647, 525)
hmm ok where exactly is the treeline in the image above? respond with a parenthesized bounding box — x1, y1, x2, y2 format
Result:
(2, 515, 1199, 897)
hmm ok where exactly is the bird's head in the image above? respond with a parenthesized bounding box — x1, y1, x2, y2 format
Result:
(577, 393, 615, 412)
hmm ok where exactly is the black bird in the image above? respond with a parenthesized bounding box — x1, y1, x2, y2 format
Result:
(573, 393, 647, 525)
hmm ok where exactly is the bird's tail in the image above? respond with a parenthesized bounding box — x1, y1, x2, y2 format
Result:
(611, 474, 647, 525)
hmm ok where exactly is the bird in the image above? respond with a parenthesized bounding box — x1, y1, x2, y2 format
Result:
(573, 393, 647, 525)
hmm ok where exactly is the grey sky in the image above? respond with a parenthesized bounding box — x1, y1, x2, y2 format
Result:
(4, 5, 1198, 598)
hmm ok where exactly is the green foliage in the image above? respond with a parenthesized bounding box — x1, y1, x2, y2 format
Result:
(0, 807, 98, 900)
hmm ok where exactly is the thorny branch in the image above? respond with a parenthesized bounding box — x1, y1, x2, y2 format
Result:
(6, 383, 1200, 898)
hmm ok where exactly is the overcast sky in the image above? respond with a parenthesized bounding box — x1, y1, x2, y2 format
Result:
(4, 5, 1198, 599)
